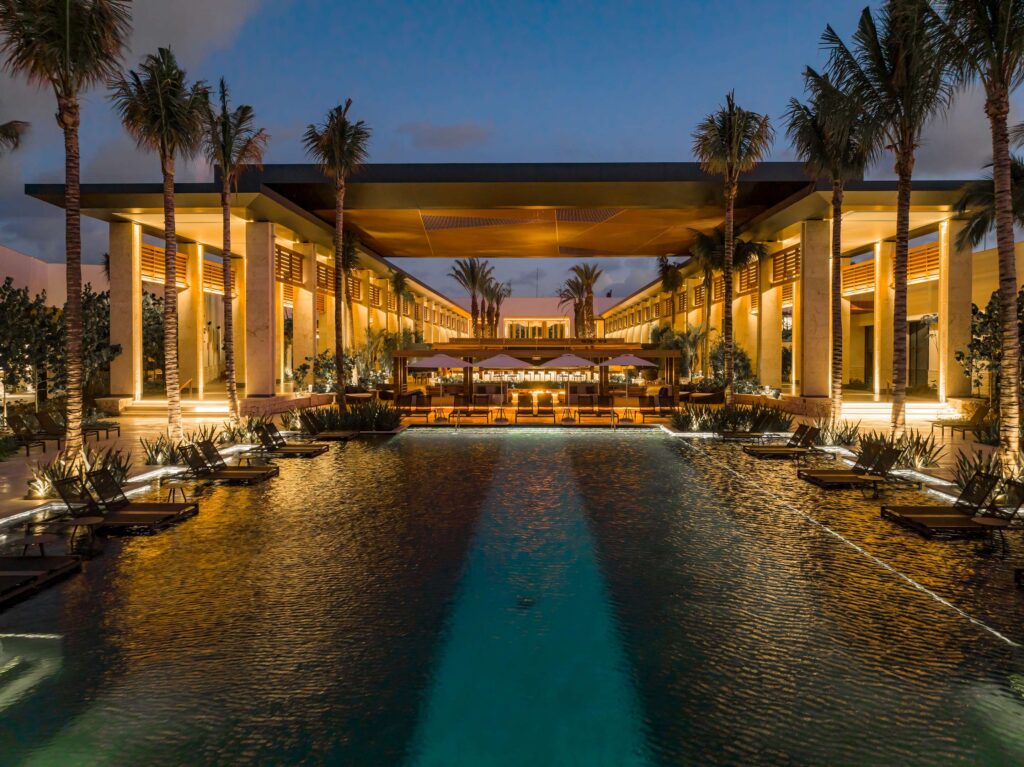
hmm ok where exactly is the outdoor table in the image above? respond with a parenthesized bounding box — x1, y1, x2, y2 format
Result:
(66, 516, 104, 547)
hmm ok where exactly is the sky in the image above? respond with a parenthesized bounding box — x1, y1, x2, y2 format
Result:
(0, 0, 1016, 300)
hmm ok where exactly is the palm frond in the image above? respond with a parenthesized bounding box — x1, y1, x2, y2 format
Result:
(204, 78, 269, 192)
(692, 90, 774, 182)
(0, 118, 28, 155)
(303, 98, 371, 184)
(954, 154, 1024, 247)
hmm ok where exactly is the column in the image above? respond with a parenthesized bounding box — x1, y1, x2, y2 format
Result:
(873, 241, 895, 400)
(245, 221, 277, 397)
(319, 289, 335, 355)
(178, 242, 204, 398)
(757, 253, 782, 388)
(275, 281, 285, 389)
(938, 220, 973, 400)
(292, 243, 316, 373)
(799, 220, 831, 398)
(108, 222, 142, 399)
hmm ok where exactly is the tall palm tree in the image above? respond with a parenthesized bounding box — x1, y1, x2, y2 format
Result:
(0, 114, 27, 155)
(938, 0, 1024, 467)
(389, 270, 411, 331)
(492, 281, 511, 337)
(692, 91, 773, 406)
(786, 70, 870, 424)
(0, 0, 131, 454)
(657, 254, 685, 330)
(111, 47, 208, 440)
(570, 263, 603, 338)
(823, 1, 953, 429)
(558, 276, 586, 337)
(479, 277, 493, 337)
(303, 99, 371, 408)
(689, 226, 767, 380)
(448, 258, 482, 335)
(203, 78, 268, 423)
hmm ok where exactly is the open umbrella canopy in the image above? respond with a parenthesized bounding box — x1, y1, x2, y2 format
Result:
(600, 353, 657, 367)
(540, 353, 594, 368)
(407, 353, 471, 369)
(474, 354, 534, 369)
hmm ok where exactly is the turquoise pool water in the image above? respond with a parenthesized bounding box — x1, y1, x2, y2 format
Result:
(1, 429, 1023, 765)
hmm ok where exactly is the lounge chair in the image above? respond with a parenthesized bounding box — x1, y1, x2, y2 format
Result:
(535, 393, 557, 423)
(35, 411, 101, 446)
(252, 423, 328, 458)
(576, 394, 597, 419)
(514, 394, 535, 422)
(880, 471, 1006, 538)
(717, 410, 773, 441)
(398, 392, 432, 422)
(797, 444, 902, 497)
(0, 554, 81, 610)
(180, 443, 278, 484)
(469, 394, 492, 422)
(640, 396, 677, 423)
(54, 476, 192, 534)
(929, 403, 989, 438)
(742, 425, 821, 459)
(86, 467, 199, 517)
(5, 415, 46, 455)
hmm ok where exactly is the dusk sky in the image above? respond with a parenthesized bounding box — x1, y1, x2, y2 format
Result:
(0, 0, 1015, 299)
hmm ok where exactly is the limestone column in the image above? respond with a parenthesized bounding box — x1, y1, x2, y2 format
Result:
(873, 241, 895, 400)
(275, 281, 285, 389)
(108, 222, 142, 399)
(938, 220, 973, 400)
(757, 257, 782, 388)
(245, 221, 277, 397)
(841, 295, 852, 384)
(798, 220, 831, 398)
(292, 243, 316, 373)
(319, 288, 335, 355)
(178, 243, 204, 398)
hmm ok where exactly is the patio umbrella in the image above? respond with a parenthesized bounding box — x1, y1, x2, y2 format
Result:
(408, 353, 472, 369)
(599, 353, 656, 368)
(474, 354, 534, 422)
(540, 354, 594, 419)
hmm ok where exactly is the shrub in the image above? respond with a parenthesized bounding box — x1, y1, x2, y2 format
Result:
(28, 446, 132, 498)
(860, 429, 943, 470)
(670, 403, 791, 433)
(140, 433, 185, 466)
(812, 418, 861, 447)
(340, 402, 402, 432)
(0, 435, 17, 461)
(952, 449, 1009, 490)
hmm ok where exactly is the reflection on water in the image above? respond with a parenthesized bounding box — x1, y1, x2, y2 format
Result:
(0, 429, 1021, 765)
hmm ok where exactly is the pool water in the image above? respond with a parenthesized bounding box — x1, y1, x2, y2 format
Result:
(1, 429, 1024, 765)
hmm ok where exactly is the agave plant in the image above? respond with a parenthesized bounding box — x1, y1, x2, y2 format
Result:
(139, 433, 186, 466)
(953, 449, 1009, 490)
(859, 429, 943, 470)
(27, 445, 132, 497)
(812, 418, 862, 447)
(184, 423, 221, 446)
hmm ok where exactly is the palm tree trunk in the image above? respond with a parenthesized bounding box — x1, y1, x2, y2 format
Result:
(830, 180, 844, 425)
(220, 185, 239, 421)
(702, 277, 711, 378)
(471, 294, 479, 338)
(890, 160, 913, 431)
(723, 184, 736, 406)
(986, 90, 1021, 469)
(162, 158, 183, 440)
(59, 98, 83, 455)
(334, 180, 347, 409)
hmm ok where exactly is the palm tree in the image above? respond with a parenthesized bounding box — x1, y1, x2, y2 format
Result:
(823, 1, 952, 429)
(0, 114, 27, 155)
(492, 281, 511, 337)
(558, 276, 586, 336)
(447, 258, 492, 336)
(0, 0, 131, 454)
(203, 78, 268, 423)
(570, 263, 603, 338)
(303, 99, 371, 408)
(938, 0, 1024, 467)
(689, 226, 767, 380)
(479, 277, 493, 337)
(338, 229, 360, 353)
(954, 130, 1024, 244)
(111, 47, 208, 440)
(657, 254, 685, 330)
(389, 270, 411, 331)
(692, 91, 773, 405)
(786, 70, 870, 424)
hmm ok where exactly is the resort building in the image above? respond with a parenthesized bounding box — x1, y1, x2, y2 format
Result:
(24, 162, 989, 414)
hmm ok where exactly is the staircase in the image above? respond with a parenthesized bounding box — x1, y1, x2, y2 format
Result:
(121, 399, 231, 418)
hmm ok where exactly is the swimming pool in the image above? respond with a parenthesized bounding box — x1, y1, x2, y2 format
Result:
(1, 429, 1023, 765)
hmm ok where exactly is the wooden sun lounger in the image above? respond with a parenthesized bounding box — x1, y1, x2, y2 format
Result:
(35, 411, 101, 446)
(180, 444, 276, 484)
(929, 403, 989, 438)
(252, 423, 328, 458)
(86, 468, 200, 518)
(798, 445, 902, 497)
(197, 441, 279, 480)
(742, 426, 820, 458)
(880, 472, 1007, 538)
(0, 555, 81, 610)
(54, 477, 193, 535)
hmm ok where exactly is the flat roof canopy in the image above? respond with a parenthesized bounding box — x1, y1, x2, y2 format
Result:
(27, 162, 968, 261)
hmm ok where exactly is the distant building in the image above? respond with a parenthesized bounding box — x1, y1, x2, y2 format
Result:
(456, 295, 618, 338)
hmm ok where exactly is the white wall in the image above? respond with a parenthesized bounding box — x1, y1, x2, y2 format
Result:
(0, 244, 108, 305)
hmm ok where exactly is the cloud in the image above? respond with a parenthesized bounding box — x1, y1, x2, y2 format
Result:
(397, 121, 494, 151)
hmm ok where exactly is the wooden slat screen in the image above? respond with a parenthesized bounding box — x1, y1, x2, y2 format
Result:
(737, 261, 758, 294)
(662, 297, 673, 317)
(403, 298, 412, 317)
(908, 241, 940, 282)
(368, 284, 381, 307)
(202, 259, 236, 296)
(842, 260, 875, 295)
(677, 291, 687, 313)
(140, 243, 188, 287)
(781, 282, 794, 307)
(414, 303, 421, 321)
(274, 245, 304, 287)
(346, 275, 361, 301)
(643, 306, 651, 322)
(282, 283, 294, 307)
(771, 245, 801, 284)
(751, 290, 759, 313)
(387, 292, 398, 312)
(712, 274, 724, 303)
(693, 285, 705, 309)
(652, 302, 661, 319)
(317, 263, 336, 294)
(316, 293, 325, 313)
